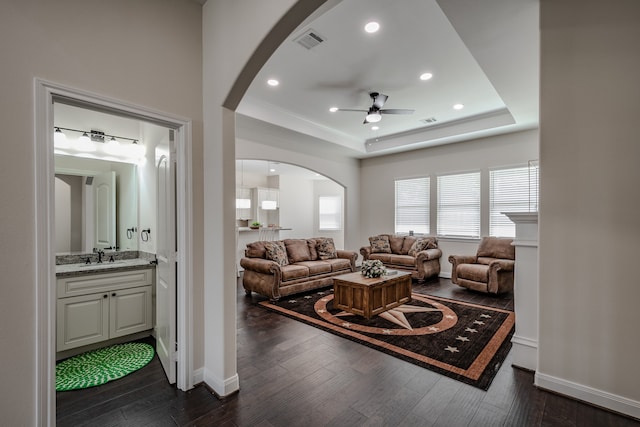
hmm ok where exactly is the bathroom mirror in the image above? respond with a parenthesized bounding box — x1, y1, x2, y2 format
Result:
(55, 154, 138, 254)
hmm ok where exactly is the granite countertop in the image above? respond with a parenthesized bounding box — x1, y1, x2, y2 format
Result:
(56, 258, 155, 277)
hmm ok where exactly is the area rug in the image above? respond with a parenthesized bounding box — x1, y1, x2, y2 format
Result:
(56, 342, 154, 391)
(260, 289, 514, 390)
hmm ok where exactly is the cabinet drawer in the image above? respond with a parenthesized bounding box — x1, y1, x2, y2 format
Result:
(57, 269, 154, 298)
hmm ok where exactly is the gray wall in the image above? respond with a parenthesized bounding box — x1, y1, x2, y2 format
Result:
(0, 0, 203, 423)
(538, 0, 640, 414)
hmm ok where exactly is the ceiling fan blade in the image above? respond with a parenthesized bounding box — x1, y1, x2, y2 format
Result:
(380, 108, 415, 115)
(372, 93, 388, 109)
(336, 108, 368, 112)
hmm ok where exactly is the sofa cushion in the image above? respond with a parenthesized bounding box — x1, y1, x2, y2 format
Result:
(368, 253, 392, 263)
(457, 263, 489, 283)
(369, 235, 392, 253)
(307, 239, 319, 260)
(408, 237, 437, 257)
(284, 239, 312, 263)
(477, 237, 515, 260)
(245, 241, 267, 258)
(322, 258, 352, 272)
(295, 260, 332, 275)
(400, 236, 416, 254)
(280, 264, 309, 281)
(316, 237, 337, 259)
(264, 241, 289, 266)
(388, 254, 417, 267)
(388, 235, 405, 254)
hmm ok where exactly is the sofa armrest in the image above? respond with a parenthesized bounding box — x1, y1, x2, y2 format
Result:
(416, 248, 442, 262)
(240, 257, 280, 275)
(337, 250, 359, 271)
(359, 246, 372, 261)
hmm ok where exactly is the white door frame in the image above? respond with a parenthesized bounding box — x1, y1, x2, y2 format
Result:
(34, 79, 194, 425)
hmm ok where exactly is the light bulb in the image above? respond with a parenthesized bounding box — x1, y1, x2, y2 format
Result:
(54, 128, 70, 148)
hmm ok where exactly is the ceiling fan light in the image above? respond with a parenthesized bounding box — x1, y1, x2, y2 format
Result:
(365, 112, 382, 123)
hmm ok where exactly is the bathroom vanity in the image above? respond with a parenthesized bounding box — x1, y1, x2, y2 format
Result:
(55, 258, 155, 356)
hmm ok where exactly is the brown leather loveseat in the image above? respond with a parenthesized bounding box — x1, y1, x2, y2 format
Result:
(360, 234, 442, 282)
(241, 237, 358, 301)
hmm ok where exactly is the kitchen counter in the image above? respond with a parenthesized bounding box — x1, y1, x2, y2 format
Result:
(56, 258, 155, 277)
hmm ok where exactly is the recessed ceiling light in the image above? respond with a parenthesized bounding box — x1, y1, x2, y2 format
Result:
(420, 72, 433, 81)
(267, 79, 279, 87)
(364, 21, 380, 33)
(453, 103, 464, 110)
(329, 107, 338, 112)
(269, 168, 276, 173)
(371, 126, 379, 130)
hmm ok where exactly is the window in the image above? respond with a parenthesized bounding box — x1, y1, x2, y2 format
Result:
(490, 166, 539, 237)
(395, 177, 429, 234)
(319, 196, 341, 230)
(437, 172, 481, 238)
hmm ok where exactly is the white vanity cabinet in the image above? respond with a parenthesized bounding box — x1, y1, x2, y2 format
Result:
(56, 268, 154, 352)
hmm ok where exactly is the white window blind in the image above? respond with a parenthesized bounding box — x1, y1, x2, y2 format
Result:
(437, 172, 480, 238)
(319, 196, 341, 230)
(490, 166, 539, 237)
(395, 177, 430, 234)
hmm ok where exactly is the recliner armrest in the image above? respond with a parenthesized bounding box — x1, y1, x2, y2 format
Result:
(488, 259, 515, 271)
(448, 255, 478, 265)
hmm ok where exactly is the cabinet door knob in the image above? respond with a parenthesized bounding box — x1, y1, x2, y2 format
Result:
(103, 294, 108, 298)
(112, 292, 116, 297)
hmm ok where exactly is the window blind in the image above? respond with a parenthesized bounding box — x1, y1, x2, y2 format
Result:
(319, 196, 341, 230)
(490, 166, 539, 237)
(437, 172, 480, 238)
(395, 177, 430, 234)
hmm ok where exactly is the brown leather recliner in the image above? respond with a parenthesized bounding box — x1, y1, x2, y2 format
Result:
(448, 237, 515, 294)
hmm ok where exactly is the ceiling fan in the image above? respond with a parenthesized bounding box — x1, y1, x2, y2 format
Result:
(337, 92, 415, 124)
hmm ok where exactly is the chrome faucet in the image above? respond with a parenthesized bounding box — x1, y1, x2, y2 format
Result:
(93, 248, 105, 263)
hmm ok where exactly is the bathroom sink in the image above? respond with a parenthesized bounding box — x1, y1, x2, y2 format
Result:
(74, 261, 127, 269)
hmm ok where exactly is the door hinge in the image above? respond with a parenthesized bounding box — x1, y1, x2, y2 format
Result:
(172, 342, 179, 362)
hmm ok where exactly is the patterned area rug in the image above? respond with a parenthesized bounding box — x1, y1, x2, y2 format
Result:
(56, 342, 155, 391)
(260, 288, 514, 390)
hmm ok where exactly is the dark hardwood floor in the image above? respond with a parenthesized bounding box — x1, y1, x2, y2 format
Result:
(57, 277, 640, 426)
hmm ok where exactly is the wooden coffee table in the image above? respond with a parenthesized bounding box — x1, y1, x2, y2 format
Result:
(332, 271, 412, 319)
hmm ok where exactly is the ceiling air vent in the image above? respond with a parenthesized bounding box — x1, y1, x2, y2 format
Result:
(420, 117, 437, 124)
(294, 29, 326, 50)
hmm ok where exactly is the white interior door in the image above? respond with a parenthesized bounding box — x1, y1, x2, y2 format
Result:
(93, 171, 116, 249)
(156, 137, 177, 384)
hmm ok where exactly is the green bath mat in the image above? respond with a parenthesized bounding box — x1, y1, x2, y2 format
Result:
(56, 342, 154, 391)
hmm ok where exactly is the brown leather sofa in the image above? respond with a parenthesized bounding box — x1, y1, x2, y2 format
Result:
(240, 237, 358, 301)
(448, 237, 515, 294)
(360, 234, 442, 282)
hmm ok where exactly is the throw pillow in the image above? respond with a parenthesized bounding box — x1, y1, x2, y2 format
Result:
(408, 237, 437, 257)
(316, 237, 337, 260)
(284, 239, 312, 263)
(264, 241, 289, 266)
(369, 235, 392, 253)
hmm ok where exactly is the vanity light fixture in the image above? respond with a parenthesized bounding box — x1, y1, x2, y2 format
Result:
(54, 126, 143, 161)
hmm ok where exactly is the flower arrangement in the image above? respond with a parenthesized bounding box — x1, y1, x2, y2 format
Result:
(361, 259, 387, 278)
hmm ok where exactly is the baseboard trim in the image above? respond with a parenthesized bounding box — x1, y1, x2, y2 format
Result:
(535, 372, 640, 420)
(203, 369, 240, 397)
(192, 367, 204, 385)
(511, 334, 538, 371)
(439, 272, 452, 279)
